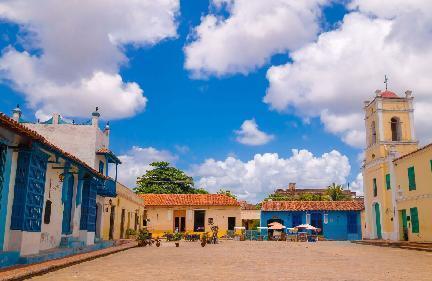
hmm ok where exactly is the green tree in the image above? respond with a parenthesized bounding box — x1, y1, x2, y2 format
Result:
(134, 162, 208, 194)
(217, 188, 237, 199)
(325, 183, 350, 201)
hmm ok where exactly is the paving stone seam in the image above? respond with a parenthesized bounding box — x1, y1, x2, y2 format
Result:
(0, 242, 137, 281)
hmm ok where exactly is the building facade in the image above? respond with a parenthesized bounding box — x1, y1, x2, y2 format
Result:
(362, 89, 432, 241)
(261, 201, 364, 240)
(101, 182, 145, 240)
(0, 112, 116, 268)
(141, 194, 241, 237)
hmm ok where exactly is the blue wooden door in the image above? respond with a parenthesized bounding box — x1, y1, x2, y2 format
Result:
(62, 174, 74, 234)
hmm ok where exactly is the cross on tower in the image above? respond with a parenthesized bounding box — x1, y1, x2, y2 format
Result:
(384, 75, 389, 90)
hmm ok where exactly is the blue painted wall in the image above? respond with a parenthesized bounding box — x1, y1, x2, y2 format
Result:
(261, 210, 362, 241)
(0, 145, 12, 249)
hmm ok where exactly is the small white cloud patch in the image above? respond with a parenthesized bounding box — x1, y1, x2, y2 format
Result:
(235, 119, 274, 146)
(114, 146, 178, 189)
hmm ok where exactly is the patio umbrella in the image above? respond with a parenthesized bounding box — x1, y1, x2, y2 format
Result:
(268, 222, 286, 230)
(295, 224, 318, 230)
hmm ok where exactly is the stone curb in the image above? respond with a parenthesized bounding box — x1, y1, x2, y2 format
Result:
(0, 242, 137, 281)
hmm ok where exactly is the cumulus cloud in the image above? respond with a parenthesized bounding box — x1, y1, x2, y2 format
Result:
(191, 149, 351, 202)
(349, 173, 363, 195)
(114, 146, 178, 189)
(0, 0, 179, 119)
(235, 119, 274, 146)
(265, 3, 432, 147)
(184, 0, 329, 77)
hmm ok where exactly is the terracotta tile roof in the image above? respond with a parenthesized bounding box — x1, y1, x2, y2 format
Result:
(261, 200, 364, 211)
(239, 200, 258, 210)
(393, 143, 432, 162)
(140, 194, 240, 207)
(96, 147, 121, 164)
(97, 148, 111, 153)
(380, 90, 399, 98)
(0, 113, 107, 179)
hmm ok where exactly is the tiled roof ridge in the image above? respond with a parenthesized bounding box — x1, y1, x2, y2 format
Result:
(261, 200, 364, 211)
(393, 143, 432, 162)
(0, 112, 108, 180)
(140, 193, 240, 206)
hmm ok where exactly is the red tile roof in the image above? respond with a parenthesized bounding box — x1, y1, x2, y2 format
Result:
(393, 143, 432, 162)
(239, 200, 258, 210)
(141, 194, 240, 207)
(96, 147, 121, 164)
(380, 90, 399, 98)
(0, 113, 107, 179)
(261, 200, 364, 211)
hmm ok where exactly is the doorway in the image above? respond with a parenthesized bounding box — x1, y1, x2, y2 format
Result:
(194, 210, 205, 232)
(120, 209, 125, 239)
(174, 210, 186, 232)
(311, 213, 323, 234)
(400, 209, 408, 241)
(109, 206, 115, 240)
(228, 217, 236, 231)
(374, 203, 382, 239)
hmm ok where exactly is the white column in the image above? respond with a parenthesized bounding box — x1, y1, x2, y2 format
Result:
(388, 148, 400, 241)
(376, 100, 385, 142)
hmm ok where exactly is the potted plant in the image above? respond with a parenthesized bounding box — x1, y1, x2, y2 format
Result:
(136, 229, 151, 247)
(172, 232, 182, 247)
(125, 228, 137, 240)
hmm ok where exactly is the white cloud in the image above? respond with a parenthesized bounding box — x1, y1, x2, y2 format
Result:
(114, 146, 178, 189)
(0, 0, 179, 119)
(265, 9, 432, 147)
(235, 119, 274, 146)
(191, 149, 351, 202)
(349, 172, 363, 196)
(184, 0, 329, 77)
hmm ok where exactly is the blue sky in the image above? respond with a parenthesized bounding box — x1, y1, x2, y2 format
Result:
(1, 1, 430, 202)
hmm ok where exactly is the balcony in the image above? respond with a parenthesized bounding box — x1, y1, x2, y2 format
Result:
(97, 178, 117, 197)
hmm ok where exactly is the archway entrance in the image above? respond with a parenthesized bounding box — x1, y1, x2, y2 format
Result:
(373, 203, 382, 239)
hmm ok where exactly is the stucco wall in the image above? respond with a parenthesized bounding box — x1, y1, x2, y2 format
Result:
(25, 123, 108, 169)
(145, 206, 241, 237)
(261, 210, 362, 241)
(394, 145, 432, 241)
(39, 163, 64, 251)
(101, 183, 145, 240)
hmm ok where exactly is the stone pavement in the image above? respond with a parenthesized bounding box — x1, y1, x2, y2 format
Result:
(0, 241, 137, 281)
(21, 241, 432, 281)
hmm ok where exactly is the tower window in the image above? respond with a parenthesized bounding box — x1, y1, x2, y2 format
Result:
(371, 121, 377, 145)
(391, 117, 401, 141)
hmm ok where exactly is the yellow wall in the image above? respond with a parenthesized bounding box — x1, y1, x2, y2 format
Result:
(363, 93, 418, 240)
(145, 206, 241, 238)
(101, 182, 145, 240)
(394, 145, 432, 241)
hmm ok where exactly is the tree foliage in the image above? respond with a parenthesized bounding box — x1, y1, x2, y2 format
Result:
(325, 183, 350, 201)
(264, 183, 352, 201)
(134, 162, 208, 194)
(217, 188, 237, 199)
